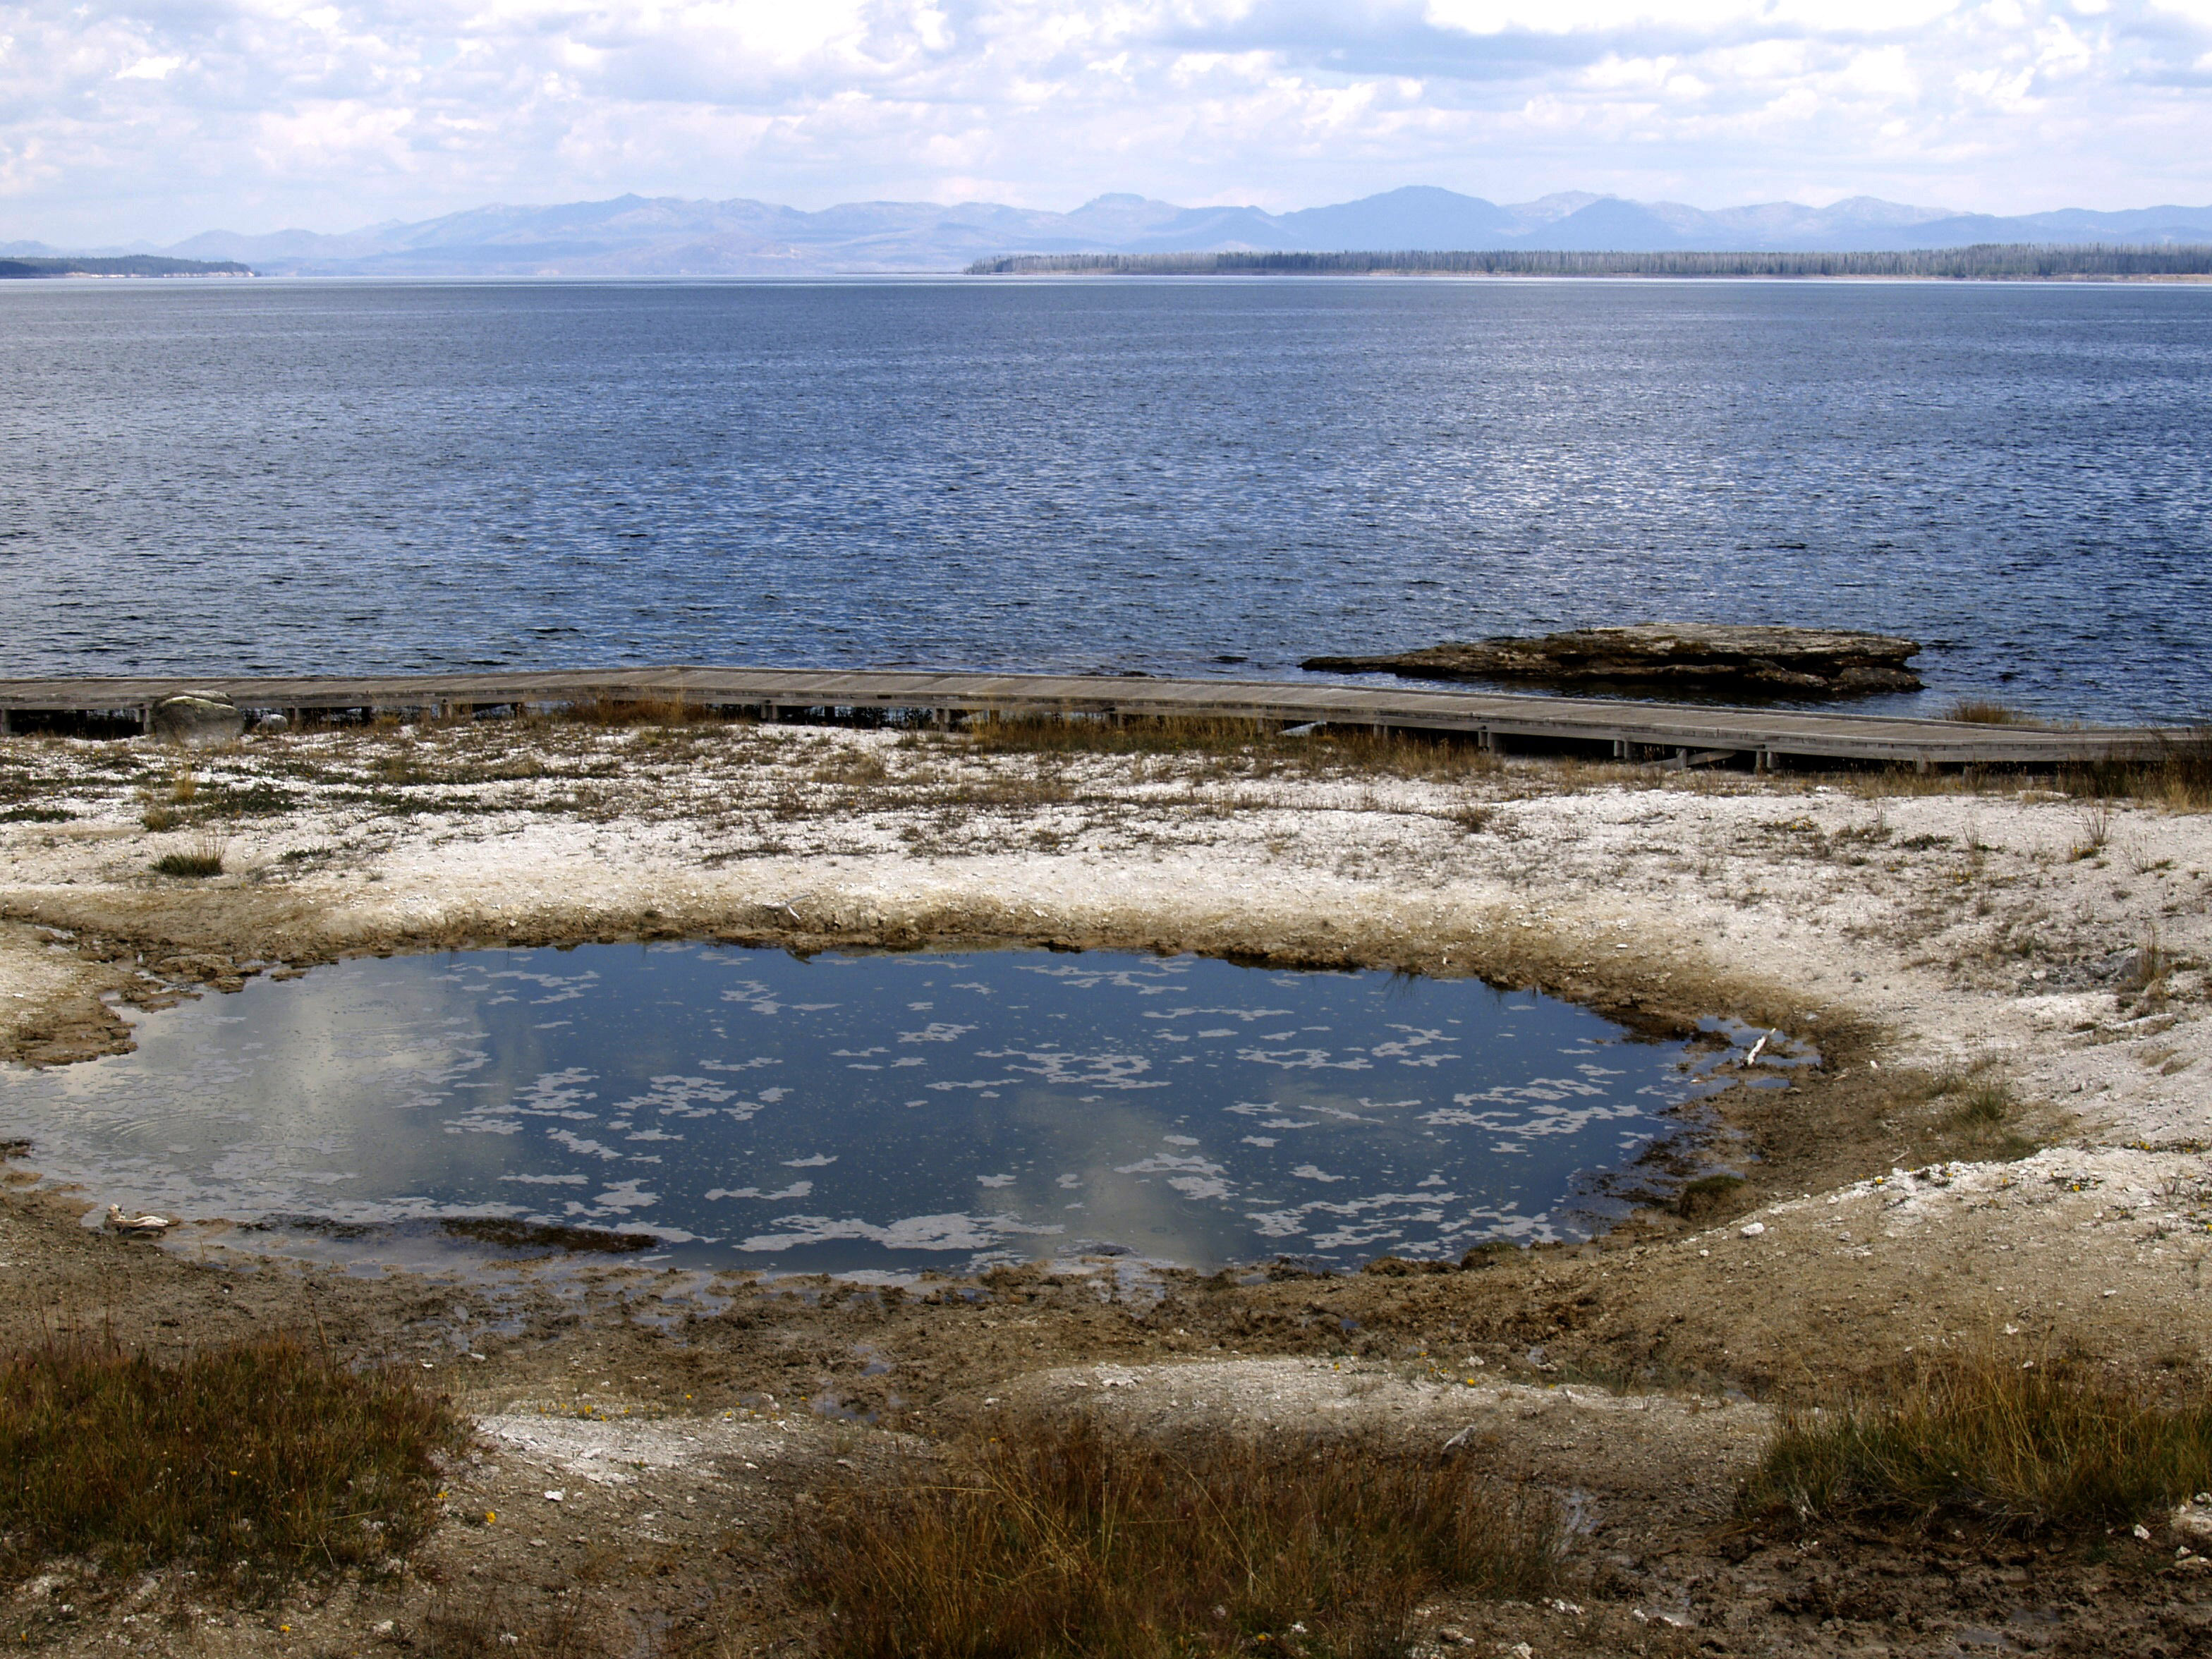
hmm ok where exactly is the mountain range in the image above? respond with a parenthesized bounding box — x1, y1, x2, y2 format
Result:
(7, 187, 2211, 276)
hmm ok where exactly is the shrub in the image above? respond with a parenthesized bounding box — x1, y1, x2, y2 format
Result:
(1742, 1349, 2212, 1534)
(0, 1335, 462, 1588)
(795, 1413, 1561, 1659)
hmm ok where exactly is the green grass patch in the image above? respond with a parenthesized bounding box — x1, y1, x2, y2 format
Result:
(795, 1413, 1561, 1659)
(0, 1335, 462, 1589)
(1742, 1349, 2212, 1535)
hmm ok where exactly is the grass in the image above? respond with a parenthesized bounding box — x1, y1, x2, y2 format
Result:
(1950, 1075, 2015, 1126)
(1943, 699, 2034, 726)
(2061, 725, 2212, 811)
(2070, 800, 2115, 861)
(794, 1413, 1561, 1659)
(1742, 1348, 2212, 1535)
(0, 1334, 462, 1590)
(151, 833, 225, 878)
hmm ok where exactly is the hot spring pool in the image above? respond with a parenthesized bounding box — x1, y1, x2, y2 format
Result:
(0, 944, 1719, 1275)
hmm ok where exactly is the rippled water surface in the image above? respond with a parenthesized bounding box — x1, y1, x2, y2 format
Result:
(2, 279, 2207, 720)
(0, 945, 1705, 1274)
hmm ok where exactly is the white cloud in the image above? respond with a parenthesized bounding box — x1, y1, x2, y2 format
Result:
(0, 0, 2206, 243)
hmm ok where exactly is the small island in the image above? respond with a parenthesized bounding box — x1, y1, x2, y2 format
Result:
(1303, 622, 1923, 695)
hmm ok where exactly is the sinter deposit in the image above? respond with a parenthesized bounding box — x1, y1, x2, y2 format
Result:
(1303, 624, 1921, 696)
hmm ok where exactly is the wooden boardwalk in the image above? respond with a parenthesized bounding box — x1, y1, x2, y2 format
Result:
(0, 666, 2180, 768)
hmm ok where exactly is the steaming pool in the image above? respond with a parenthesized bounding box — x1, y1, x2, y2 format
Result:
(0, 944, 1732, 1275)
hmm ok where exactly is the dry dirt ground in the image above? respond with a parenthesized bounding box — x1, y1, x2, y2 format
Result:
(2, 715, 2210, 1658)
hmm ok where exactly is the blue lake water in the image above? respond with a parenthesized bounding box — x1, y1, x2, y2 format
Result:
(1, 278, 2206, 722)
(0, 945, 1710, 1275)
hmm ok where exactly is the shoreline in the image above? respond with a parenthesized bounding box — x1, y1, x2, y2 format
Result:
(3, 711, 2208, 1654)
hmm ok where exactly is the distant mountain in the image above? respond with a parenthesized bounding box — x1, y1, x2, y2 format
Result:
(31, 188, 2212, 276)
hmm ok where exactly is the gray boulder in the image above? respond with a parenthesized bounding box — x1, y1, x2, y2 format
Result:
(150, 695, 244, 749)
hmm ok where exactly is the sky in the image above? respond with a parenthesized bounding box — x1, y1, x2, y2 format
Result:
(4, 0, 2210, 245)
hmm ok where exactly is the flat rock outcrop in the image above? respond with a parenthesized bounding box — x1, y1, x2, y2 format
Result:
(1302, 624, 1921, 696)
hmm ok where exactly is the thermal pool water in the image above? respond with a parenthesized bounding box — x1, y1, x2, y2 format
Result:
(0, 944, 1719, 1275)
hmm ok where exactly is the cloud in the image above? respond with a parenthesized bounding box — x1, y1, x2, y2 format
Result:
(0, 0, 2206, 243)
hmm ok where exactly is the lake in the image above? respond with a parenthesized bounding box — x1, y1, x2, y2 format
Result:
(1, 277, 2206, 722)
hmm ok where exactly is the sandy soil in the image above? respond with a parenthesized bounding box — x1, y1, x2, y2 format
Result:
(2, 715, 2208, 1656)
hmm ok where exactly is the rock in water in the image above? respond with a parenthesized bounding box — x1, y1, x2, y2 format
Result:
(150, 695, 244, 748)
(1302, 624, 1921, 697)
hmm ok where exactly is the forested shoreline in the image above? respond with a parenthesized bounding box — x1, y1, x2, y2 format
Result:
(966, 244, 2212, 279)
(0, 255, 253, 279)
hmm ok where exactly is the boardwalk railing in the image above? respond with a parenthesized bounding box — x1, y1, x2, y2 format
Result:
(0, 667, 2182, 770)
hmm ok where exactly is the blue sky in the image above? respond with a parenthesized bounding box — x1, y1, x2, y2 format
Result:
(5, 0, 2209, 243)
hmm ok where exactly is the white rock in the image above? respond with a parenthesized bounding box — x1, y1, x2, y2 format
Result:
(1739, 1222, 1767, 1237)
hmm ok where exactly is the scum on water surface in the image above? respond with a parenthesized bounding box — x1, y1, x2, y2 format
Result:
(0, 943, 1758, 1275)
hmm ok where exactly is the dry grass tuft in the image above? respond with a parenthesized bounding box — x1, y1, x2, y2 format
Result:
(0, 1334, 462, 1589)
(150, 832, 226, 878)
(795, 1413, 1561, 1659)
(1943, 700, 2034, 726)
(1743, 1348, 2212, 1535)
(1949, 1074, 2015, 1126)
(2061, 726, 2212, 811)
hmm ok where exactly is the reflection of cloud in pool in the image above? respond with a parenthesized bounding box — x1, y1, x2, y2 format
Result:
(1114, 1150, 1232, 1201)
(940, 1047, 1167, 1091)
(1017, 962, 1189, 993)
(1238, 1047, 1371, 1071)
(720, 980, 840, 1016)
(578, 1178, 657, 1215)
(609, 1076, 738, 1119)
(1142, 1004, 1293, 1025)
(1369, 1026, 1459, 1067)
